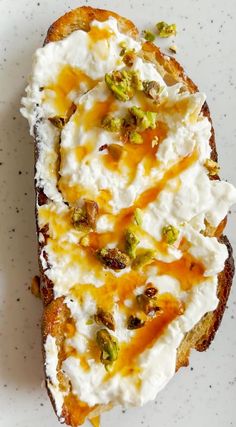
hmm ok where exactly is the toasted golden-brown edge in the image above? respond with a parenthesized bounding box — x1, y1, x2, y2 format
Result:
(35, 6, 235, 426)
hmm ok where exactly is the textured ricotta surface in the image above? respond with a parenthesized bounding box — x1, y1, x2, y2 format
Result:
(21, 16, 236, 417)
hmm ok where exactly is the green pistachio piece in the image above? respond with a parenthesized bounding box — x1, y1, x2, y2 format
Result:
(105, 72, 130, 101)
(80, 234, 90, 247)
(105, 70, 142, 102)
(131, 70, 144, 91)
(125, 229, 140, 259)
(143, 30, 156, 42)
(136, 294, 161, 315)
(97, 247, 130, 270)
(96, 329, 119, 368)
(72, 207, 87, 230)
(102, 115, 123, 132)
(162, 225, 179, 244)
(86, 317, 94, 325)
(122, 50, 136, 67)
(132, 249, 156, 269)
(129, 131, 143, 144)
(129, 106, 158, 131)
(156, 21, 177, 38)
(143, 80, 161, 101)
(134, 208, 143, 226)
(72, 200, 98, 231)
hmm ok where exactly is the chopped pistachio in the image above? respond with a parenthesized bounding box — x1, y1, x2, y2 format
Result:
(80, 234, 90, 247)
(94, 308, 115, 331)
(134, 208, 143, 226)
(119, 47, 127, 56)
(96, 329, 119, 368)
(48, 103, 76, 128)
(127, 315, 145, 330)
(143, 30, 156, 42)
(131, 70, 144, 91)
(143, 80, 161, 101)
(136, 294, 160, 315)
(72, 207, 87, 230)
(107, 144, 123, 161)
(169, 44, 177, 54)
(125, 229, 140, 259)
(105, 70, 142, 102)
(102, 115, 123, 132)
(119, 41, 127, 49)
(122, 50, 137, 67)
(156, 21, 177, 38)
(97, 247, 130, 270)
(72, 200, 98, 231)
(129, 106, 158, 131)
(132, 249, 156, 269)
(162, 225, 179, 244)
(204, 158, 220, 176)
(86, 317, 94, 325)
(129, 131, 143, 144)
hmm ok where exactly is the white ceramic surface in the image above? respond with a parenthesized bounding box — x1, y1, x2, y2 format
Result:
(0, 1, 235, 426)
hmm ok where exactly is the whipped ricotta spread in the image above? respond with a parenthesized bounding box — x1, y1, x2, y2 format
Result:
(21, 16, 236, 420)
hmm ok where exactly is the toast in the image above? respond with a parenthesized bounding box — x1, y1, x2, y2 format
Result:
(22, 6, 235, 427)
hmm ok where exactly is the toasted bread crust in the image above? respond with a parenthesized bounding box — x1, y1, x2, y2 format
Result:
(34, 6, 235, 426)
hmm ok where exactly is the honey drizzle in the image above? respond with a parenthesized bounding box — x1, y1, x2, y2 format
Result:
(44, 65, 98, 116)
(154, 253, 205, 291)
(62, 394, 97, 426)
(96, 149, 199, 246)
(106, 293, 184, 379)
(74, 96, 115, 130)
(88, 26, 114, 44)
(72, 271, 145, 312)
(134, 148, 198, 210)
(90, 416, 100, 427)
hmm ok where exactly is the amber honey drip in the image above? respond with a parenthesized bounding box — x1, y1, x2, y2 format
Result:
(96, 149, 199, 249)
(88, 26, 114, 44)
(90, 415, 100, 427)
(44, 65, 98, 116)
(155, 253, 205, 291)
(72, 271, 145, 313)
(74, 96, 116, 130)
(62, 394, 97, 427)
(38, 205, 72, 237)
(134, 149, 198, 210)
(106, 293, 184, 379)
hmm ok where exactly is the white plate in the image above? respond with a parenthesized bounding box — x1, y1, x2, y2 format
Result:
(0, 1, 235, 426)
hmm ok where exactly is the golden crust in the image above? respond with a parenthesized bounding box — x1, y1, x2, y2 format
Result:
(34, 6, 235, 426)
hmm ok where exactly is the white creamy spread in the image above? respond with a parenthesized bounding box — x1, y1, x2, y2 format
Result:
(44, 335, 65, 415)
(21, 17, 236, 416)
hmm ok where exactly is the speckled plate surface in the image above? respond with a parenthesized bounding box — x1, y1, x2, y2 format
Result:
(0, 1, 235, 426)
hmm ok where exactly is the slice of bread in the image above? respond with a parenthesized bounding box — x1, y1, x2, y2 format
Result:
(30, 6, 235, 426)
